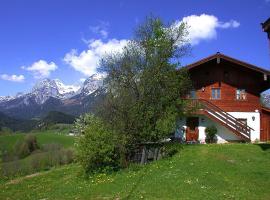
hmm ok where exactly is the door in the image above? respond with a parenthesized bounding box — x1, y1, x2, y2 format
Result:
(186, 117, 199, 141)
(261, 113, 270, 141)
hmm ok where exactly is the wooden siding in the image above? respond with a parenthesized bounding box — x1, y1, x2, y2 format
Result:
(189, 59, 266, 112)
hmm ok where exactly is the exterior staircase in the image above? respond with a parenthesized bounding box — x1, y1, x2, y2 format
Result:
(185, 99, 253, 141)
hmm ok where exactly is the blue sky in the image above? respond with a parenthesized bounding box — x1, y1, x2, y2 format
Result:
(0, 0, 270, 96)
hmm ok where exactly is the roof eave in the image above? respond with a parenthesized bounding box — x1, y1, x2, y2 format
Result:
(185, 53, 270, 76)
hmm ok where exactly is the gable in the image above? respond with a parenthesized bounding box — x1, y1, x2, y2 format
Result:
(185, 53, 270, 93)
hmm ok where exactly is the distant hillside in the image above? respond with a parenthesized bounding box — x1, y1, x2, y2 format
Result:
(41, 111, 76, 125)
(0, 110, 76, 133)
(0, 111, 37, 132)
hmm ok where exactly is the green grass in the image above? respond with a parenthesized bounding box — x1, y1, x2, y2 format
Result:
(1, 144, 270, 200)
(0, 131, 75, 178)
(0, 131, 75, 153)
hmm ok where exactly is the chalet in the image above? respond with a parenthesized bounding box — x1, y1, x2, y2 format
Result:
(175, 52, 270, 143)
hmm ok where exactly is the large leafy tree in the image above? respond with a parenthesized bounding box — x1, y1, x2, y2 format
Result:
(96, 16, 192, 164)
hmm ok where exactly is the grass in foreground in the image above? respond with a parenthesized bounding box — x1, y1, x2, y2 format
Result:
(1, 143, 270, 200)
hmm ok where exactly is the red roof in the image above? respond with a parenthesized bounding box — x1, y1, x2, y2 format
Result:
(185, 52, 270, 75)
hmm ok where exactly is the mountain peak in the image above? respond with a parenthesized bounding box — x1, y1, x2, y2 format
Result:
(0, 76, 104, 105)
(81, 73, 104, 96)
(0, 75, 106, 119)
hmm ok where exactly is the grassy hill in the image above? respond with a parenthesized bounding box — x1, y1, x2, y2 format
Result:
(0, 111, 37, 132)
(40, 111, 76, 126)
(0, 111, 75, 133)
(0, 131, 75, 154)
(1, 144, 270, 200)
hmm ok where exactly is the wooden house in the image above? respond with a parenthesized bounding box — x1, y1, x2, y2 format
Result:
(175, 53, 270, 143)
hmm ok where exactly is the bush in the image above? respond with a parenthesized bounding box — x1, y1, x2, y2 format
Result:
(75, 114, 119, 174)
(25, 134, 39, 152)
(42, 143, 62, 152)
(59, 148, 74, 165)
(1, 160, 24, 178)
(13, 134, 39, 159)
(205, 126, 217, 143)
(1, 148, 74, 178)
(0, 127, 13, 135)
(163, 143, 182, 157)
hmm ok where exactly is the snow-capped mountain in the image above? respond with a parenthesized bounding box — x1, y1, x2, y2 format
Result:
(31, 79, 80, 104)
(0, 79, 81, 105)
(80, 74, 104, 96)
(0, 74, 105, 119)
(54, 79, 80, 98)
(261, 93, 270, 108)
(0, 95, 15, 103)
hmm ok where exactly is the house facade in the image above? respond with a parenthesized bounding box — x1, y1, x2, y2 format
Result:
(175, 53, 270, 143)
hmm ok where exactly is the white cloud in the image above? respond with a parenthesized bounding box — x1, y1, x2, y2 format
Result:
(23, 60, 57, 79)
(64, 39, 128, 76)
(176, 14, 240, 45)
(89, 21, 110, 39)
(65, 14, 240, 76)
(0, 74, 25, 82)
(218, 20, 240, 28)
(79, 78, 86, 83)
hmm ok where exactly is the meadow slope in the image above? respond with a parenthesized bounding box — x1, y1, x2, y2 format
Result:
(1, 144, 270, 200)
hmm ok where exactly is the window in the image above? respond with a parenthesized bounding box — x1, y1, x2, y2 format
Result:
(236, 89, 246, 100)
(211, 88, 221, 99)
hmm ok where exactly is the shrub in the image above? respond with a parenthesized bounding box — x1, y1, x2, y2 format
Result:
(13, 134, 39, 159)
(0, 127, 13, 135)
(1, 148, 75, 178)
(42, 143, 62, 152)
(75, 114, 119, 174)
(163, 143, 182, 157)
(24, 134, 39, 152)
(205, 126, 217, 143)
(59, 148, 74, 165)
(14, 140, 30, 158)
(1, 160, 23, 177)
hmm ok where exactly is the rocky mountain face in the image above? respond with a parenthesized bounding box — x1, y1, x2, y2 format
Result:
(80, 74, 105, 96)
(0, 74, 104, 119)
(261, 93, 270, 108)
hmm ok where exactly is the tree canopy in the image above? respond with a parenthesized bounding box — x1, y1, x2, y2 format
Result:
(76, 16, 192, 171)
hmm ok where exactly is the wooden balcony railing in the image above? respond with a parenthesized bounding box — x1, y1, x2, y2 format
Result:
(183, 98, 253, 140)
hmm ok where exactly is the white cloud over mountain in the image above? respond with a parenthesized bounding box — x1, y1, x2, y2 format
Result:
(64, 14, 240, 76)
(64, 39, 128, 76)
(177, 14, 240, 45)
(22, 60, 58, 79)
(0, 74, 25, 82)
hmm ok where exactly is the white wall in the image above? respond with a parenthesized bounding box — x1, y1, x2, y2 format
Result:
(198, 116, 239, 143)
(228, 112, 260, 141)
(175, 111, 261, 143)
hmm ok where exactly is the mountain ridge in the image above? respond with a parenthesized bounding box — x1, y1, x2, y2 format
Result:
(0, 74, 105, 119)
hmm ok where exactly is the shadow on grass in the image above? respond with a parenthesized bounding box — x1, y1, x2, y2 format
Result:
(255, 143, 270, 151)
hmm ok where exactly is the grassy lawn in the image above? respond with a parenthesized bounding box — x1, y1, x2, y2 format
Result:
(0, 144, 270, 200)
(0, 131, 75, 153)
